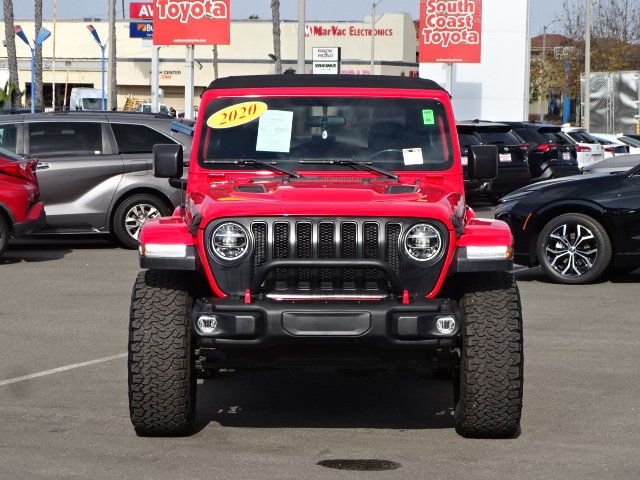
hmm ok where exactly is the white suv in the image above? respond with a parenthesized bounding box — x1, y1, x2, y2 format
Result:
(561, 126, 604, 169)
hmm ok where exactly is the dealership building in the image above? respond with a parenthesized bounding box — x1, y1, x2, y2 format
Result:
(0, 13, 419, 111)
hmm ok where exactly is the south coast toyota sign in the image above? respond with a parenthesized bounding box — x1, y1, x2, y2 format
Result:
(419, 0, 482, 63)
(153, 0, 231, 45)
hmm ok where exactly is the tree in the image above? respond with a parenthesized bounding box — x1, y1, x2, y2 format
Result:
(271, 0, 282, 74)
(34, 0, 43, 110)
(2, 0, 21, 108)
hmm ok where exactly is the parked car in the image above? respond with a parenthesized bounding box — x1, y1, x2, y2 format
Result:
(592, 134, 639, 155)
(0, 111, 193, 249)
(0, 146, 45, 255)
(561, 126, 605, 168)
(457, 121, 531, 203)
(583, 153, 640, 174)
(502, 122, 580, 180)
(496, 165, 640, 284)
(590, 134, 629, 158)
(130, 74, 524, 439)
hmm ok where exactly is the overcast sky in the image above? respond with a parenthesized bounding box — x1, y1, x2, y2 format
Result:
(11, 0, 565, 36)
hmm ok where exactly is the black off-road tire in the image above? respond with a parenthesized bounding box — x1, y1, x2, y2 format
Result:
(128, 270, 196, 437)
(113, 194, 172, 250)
(537, 213, 611, 285)
(0, 215, 9, 256)
(455, 272, 523, 438)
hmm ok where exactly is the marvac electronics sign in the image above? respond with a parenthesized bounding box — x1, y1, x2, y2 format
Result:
(419, 0, 482, 63)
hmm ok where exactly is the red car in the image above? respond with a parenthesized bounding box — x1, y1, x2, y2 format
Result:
(129, 75, 524, 439)
(0, 146, 46, 255)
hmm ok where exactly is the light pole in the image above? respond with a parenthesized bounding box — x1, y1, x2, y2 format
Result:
(538, 19, 558, 121)
(87, 25, 107, 111)
(297, 0, 306, 74)
(584, 0, 591, 129)
(370, 0, 386, 74)
(14, 25, 51, 114)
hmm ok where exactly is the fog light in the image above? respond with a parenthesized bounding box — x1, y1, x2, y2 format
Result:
(197, 315, 218, 334)
(436, 316, 456, 335)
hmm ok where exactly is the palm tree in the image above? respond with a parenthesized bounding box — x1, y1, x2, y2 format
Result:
(2, 0, 21, 108)
(34, 0, 43, 110)
(271, 0, 282, 74)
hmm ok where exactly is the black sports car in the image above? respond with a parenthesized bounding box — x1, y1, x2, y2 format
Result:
(495, 164, 640, 284)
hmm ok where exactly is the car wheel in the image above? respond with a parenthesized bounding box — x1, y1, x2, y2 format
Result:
(113, 194, 171, 249)
(0, 215, 9, 256)
(537, 213, 611, 284)
(455, 272, 523, 438)
(128, 270, 196, 436)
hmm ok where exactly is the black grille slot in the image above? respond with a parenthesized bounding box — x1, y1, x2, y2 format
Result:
(251, 223, 267, 276)
(386, 223, 402, 276)
(296, 222, 312, 287)
(341, 222, 357, 288)
(363, 222, 380, 285)
(273, 222, 290, 285)
(318, 222, 335, 287)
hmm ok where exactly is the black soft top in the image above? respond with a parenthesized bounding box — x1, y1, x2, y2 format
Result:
(205, 75, 446, 93)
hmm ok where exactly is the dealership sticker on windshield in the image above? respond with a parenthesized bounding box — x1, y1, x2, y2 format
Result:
(403, 148, 424, 166)
(207, 101, 268, 129)
(422, 109, 435, 125)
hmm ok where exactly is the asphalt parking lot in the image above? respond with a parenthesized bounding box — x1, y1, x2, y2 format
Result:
(1, 208, 639, 480)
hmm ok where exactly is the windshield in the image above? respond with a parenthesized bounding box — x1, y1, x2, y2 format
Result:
(199, 97, 453, 172)
(477, 130, 521, 145)
(619, 136, 640, 148)
(82, 98, 103, 110)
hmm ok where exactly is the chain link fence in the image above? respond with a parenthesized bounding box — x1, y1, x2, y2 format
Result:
(581, 71, 640, 134)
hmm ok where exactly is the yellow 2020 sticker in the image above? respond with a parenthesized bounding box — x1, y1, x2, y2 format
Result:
(207, 101, 268, 129)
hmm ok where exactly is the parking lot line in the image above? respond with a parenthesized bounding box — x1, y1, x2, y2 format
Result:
(0, 353, 127, 387)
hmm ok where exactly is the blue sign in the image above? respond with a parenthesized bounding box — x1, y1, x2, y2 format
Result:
(129, 22, 153, 39)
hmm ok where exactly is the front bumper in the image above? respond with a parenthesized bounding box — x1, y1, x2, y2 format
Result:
(13, 202, 46, 237)
(192, 297, 461, 350)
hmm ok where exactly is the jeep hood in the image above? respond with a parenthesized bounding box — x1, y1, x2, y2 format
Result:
(189, 176, 463, 229)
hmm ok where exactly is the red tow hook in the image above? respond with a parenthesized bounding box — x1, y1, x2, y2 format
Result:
(402, 289, 410, 305)
(244, 289, 252, 304)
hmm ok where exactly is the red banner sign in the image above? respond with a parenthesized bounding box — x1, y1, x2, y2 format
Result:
(419, 0, 482, 64)
(130, 2, 154, 19)
(153, 0, 231, 46)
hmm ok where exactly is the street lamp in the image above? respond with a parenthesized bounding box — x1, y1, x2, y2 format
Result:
(370, 0, 386, 74)
(14, 25, 51, 114)
(87, 25, 106, 111)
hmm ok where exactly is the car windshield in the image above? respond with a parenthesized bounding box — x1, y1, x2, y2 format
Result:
(82, 98, 103, 110)
(568, 131, 599, 144)
(477, 130, 521, 145)
(199, 97, 453, 172)
(0, 145, 23, 162)
(619, 136, 640, 148)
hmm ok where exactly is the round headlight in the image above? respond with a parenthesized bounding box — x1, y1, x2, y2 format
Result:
(211, 223, 249, 261)
(404, 224, 443, 262)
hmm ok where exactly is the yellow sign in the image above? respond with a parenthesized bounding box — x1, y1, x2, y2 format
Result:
(207, 101, 268, 129)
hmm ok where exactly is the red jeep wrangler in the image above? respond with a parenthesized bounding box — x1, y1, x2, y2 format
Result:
(128, 75, 523, 438)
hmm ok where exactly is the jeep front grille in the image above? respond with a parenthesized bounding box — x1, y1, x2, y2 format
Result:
(205, 217, 448, 298)
(249, 219, 403, 292)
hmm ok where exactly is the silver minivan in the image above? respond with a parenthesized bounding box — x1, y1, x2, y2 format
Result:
(0, 111, 192, 248)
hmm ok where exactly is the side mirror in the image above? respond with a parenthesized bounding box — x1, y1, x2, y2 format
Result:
(153, 144, 183, 179)
(467, 145, 498, 180)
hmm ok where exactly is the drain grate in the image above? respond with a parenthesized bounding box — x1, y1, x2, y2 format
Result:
(317, 459, 401, 471)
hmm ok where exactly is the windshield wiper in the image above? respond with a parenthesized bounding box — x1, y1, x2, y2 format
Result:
(299, 159, 399, 180)
(213, 160, 302, 179)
